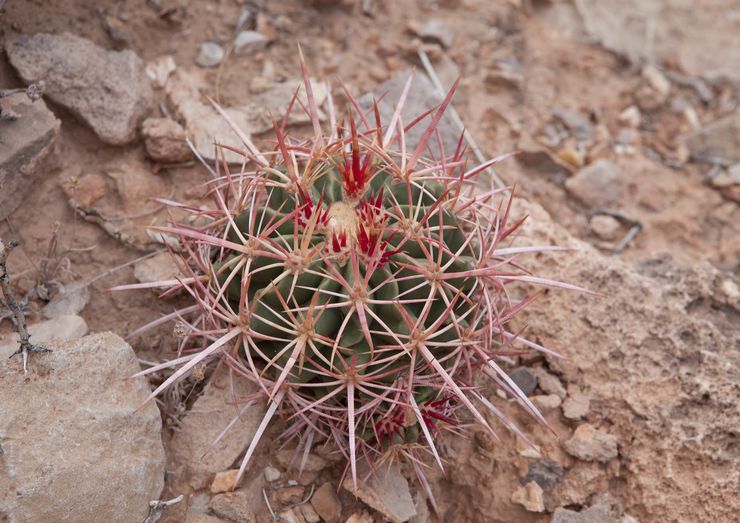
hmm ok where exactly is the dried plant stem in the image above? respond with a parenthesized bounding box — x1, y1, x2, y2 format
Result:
(0, 239, 51, 373)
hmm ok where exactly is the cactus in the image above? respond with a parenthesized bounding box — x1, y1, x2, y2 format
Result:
(117, 65, 587, 496)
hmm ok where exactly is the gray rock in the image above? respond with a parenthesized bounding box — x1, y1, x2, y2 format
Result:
(521, 459, 564, 492)
(0, 333, 165, 523)
(565, 159, 625, 208)
(170, 366, 266, 475)
(342, 462, 416, 523)
(234, 31, 268, 54)
(0, 94, 60, 220)
(196, 42, 225, 68)
(508, 367, 538, 396)
(686, 113, 740, 164)
(0, 314, 88, 359)
(552, 107, 594, 143)
(564, 424, 618, 463)
(264, 466, 282, 482)
(359, 71, 461, 160)
(416, 19, 454, 49)
(6, 32, 152, 145)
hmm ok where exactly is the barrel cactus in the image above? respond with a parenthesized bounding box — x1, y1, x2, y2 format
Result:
(120, 66, 585, 496)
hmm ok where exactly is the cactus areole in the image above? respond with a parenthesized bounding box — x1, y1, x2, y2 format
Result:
(120, 68, 587, 494)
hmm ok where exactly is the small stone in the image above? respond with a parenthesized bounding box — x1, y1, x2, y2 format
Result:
(618, 105, 641, 128)
(311, 482, 342, 523)
(533, 368, 566, 399)
(551, 498, 622, 523)
(686, 113, 740, 163)
(521, 459, 564, 492)
(275, 485, 306, 506)
(146, 55, 176, 89)
(564, 424, 618, 463)
(196, 42, 225, 68)
(511, 481, 545, 512)
(41, 280, 90, 318)
(210, 469, 240, 494)
(508, 367, 538, 397)
(557, 146, 585, 168)
(343, 463, 416, 523)
(642, 65, 671, 98)
(209, 491, 256, 523)
(552, 107, 594, 143)
(142, 117, 191, 163)
(589, 215, 622, 241)
(531, 394, 562, 412)
(0, 94, 60, 220)
(415, 19, 454, 49)
(264, 465, 282, 482)
(345, 511, 373, 523)
(301, 503, 321, 523)
(134, 252, 180, 284)
(562, 389, 591, 420)
(0, 333, 165, 522)
(0, 314, 88, 359)
(6, 32, 152, 145)
(234, 30, 268, 54)
(278, 509, 304, 523)
(565, 159, 625, 208)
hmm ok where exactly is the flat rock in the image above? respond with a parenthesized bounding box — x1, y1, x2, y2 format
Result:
(342, 463, 416, 523)
(359, 71, 460, 159)
(134, 252, 181, 284)
(564, 424, 618, 463)
(0, 94, 60, 220)
(170, 366, 266, 475)
(510, 481, 545, 512)
(0, 333, 165, 523)
(6, 32, 152, 145)
(0, 314, 88, 359)
(234, 31, 268, 54)
(196, 42, 225, 68)
(565, 159, 624, 208)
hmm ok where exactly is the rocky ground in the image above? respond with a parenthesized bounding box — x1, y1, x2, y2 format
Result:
(0, 1, 738, 522)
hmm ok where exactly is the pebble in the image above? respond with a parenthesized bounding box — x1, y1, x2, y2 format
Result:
(209, 491, 256, 523)
(234, 30, 268, 54)
(311, 483, 342, 523)
(618, 105, 641, 128)
(552, 106, 594, 143)
(564, 424, 618, 463)
(521, 459, 564, 492)
(533, 368, 567, 399)
(145, 55, 176, 89)
(589, 215, 622, 241)
(301, 503, 321, 523)
(264, 465, 282, 482)
(562, 388, 591, 420)
(508, 367, 538, 397)
(210, 469, 240, 494)
(642, 65, 671, 98)
(142, 117, 191, 163)
(510, 481, 545, 512)
(531, 394, 562, 412)
(551, 498, 622, 523)
(196, 42, 225, 68)
(274, 485, 305, 506)
(565, 159, 625, 208)
(345, 512, 373, 523)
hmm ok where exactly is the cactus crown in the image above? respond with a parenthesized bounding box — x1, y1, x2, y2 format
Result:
(121, 65, 585, 497)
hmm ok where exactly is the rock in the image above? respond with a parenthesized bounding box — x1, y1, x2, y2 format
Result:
(508, 367, 538, 396)
(0, 94, 60, 220)
(342, 463, 416, 523)
(412, 19, 454, 49)
(274, 485, 305, 506)
(551, 497, 622, 523)
(359, 71, 460, 159)
(345, 511, 373, 523)
(522, 459, 564, 493)
(686, 113, 740, 164)
(277, 508, 304, 523)
(709, 164, 740, 203)
(531, 394, 562, 412)
(301, 503, 321, 523)
(533, 368, 567, 399)
(209, 490, 256, 523)
(564, 424, 618, 463)
(196, 42, 225, 68)
(168, 71, 328, 163)
(0, 314, 88, 359)
(565, 159, 625, 208)
(511, 481, 545, 512)
(211, 470, 240, 494)
(146, 55, 177, 89)
(562, 389, 591, 420)
(552, 107, 594, 143)
(234, 31, 268, 54)
(486, 57, 524, 89)
(41, 280, 90, 319)
(0, 333, 165, 522)
(589, 215, 622, 241)
(311, 482, 342, 523)
(264, 466, 282, 482)
(618, 105, 641, 128)
(642, 65, 671, 98)
(142, 117, 191, 163)
(170, 366, 266, 475)
(275, 449, 331, 473)
(6, 32, 152, 145)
